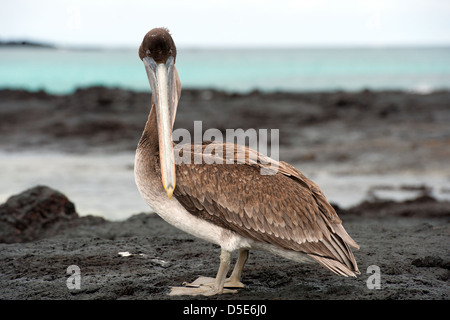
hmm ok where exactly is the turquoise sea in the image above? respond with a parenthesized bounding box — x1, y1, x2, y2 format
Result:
(1, 46, 450, 94)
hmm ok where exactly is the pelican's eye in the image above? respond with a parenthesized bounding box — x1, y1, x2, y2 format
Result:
(146, 49, 151, 56)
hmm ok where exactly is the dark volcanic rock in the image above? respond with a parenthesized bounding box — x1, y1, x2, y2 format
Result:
(412, 256, 450, 270)
(2, 87, 450, 171)
(0, 185, 79, 243)
(340, 195, 450, 218)
(0, 185, 449, 299)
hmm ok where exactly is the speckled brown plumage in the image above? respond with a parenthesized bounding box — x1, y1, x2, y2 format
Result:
(146, 142, 360, 276)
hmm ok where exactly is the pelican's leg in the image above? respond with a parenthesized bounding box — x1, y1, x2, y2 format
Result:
(207, 249, 234, 295)
(226, 249, 248, 288)
(182, 249, 248, 289)
(169, 249, 237, 296)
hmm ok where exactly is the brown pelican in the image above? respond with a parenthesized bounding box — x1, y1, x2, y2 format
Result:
(134, 28, 360, 296)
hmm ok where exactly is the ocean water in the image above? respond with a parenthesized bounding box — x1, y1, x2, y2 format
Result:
(1, 46, 450, 94)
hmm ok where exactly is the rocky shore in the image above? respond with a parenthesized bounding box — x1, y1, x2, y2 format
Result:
(0, 184, 448, 300)
(0, 87, 449, 300)
(1, 87, 449, 175)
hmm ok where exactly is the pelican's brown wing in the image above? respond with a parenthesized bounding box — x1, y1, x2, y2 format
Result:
(172, 143, 360, 276)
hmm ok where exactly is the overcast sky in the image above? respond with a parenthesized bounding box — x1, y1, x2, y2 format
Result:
(1, 0, 450, 48)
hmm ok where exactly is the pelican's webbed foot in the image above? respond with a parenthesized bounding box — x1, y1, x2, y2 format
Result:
(169, 284, 237, 296)
(168, 249, 248, 296)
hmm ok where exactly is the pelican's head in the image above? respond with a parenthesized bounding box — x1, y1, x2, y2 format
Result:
(139, 28, 180, 199)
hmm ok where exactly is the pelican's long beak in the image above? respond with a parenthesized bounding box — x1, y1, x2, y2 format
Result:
(143, 55, 177, 199)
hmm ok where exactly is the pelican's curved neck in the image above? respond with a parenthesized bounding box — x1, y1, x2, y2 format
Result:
(138, 104, 159, 154)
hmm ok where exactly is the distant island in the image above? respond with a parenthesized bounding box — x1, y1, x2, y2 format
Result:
(0, 40, 55, 48)
(0, 40, 110, 51)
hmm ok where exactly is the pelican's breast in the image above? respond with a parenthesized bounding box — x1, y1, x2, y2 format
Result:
(134, 148, 251, 252)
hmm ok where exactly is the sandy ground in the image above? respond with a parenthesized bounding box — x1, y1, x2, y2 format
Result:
(0, 88, 449, 300)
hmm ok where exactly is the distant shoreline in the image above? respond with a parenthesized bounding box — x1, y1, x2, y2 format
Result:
(1, 85, 449, 98)
(2, 40, 450, 50)
(0, 40, 55, 48)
